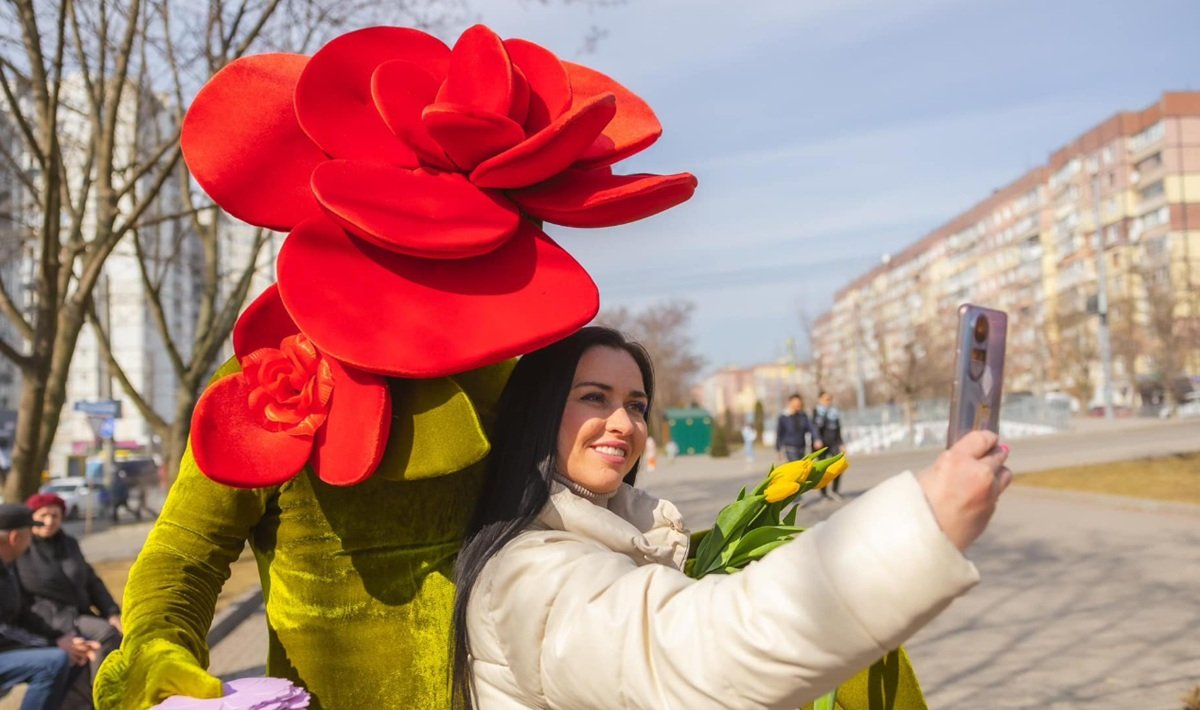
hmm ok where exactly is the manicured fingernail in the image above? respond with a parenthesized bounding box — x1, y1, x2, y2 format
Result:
(999, 443, 1010, 455)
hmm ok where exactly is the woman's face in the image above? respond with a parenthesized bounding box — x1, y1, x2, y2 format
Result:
(32, 506, 63, 538)
(557, 346, 649, 494)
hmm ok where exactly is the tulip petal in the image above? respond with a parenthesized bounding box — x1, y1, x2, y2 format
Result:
(371, 60, 453, 170)
(422, 103, 525, 171)
(311, 161, 520, 258)
(563, 61, 662, 170)
(181, 54, 325, 230)
(510, 169, 698, 227)
(232, 285, 300, 359)
(504, 39, 571, 133)
(276, 217, 598, 377)
(310, 359, 391, 486)
(295, 26, 450, 163)
(191, 373, 314, 488)
(470, 93, 616, 190)
(437, 24, 512, 116)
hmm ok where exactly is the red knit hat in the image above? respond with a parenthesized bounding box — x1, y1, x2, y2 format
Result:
(25, 493, 67, 514)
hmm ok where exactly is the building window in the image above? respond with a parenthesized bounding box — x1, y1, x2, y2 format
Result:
(1139, 180, 1165, 202)
(1129, 122, 1164, 153)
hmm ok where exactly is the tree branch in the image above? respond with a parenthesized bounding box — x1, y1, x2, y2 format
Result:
(131, 227, 187, 377)
(113, 130, 182, 200)
(0, 331, 32, 371)
(110, 146, 182, 239)
(85, 298, 168, 431)
(0, 275, 33, 342)
(0, 60, 45, 170)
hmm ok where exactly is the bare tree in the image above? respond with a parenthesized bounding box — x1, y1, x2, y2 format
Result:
(863, 317, 953, 442)
(1138, 260, 1193, 411)
(78, 1, 473, 483)
(1049, 299, 1097, 410)
(596, 300, 705, 433)
(0, 0, 467, 501)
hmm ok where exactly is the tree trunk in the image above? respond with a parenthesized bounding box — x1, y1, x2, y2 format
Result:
(165, 380, 200, 482)
(5, 373, 48, 501)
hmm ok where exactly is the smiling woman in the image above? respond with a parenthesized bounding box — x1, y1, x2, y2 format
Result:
(451, 325, 1012, 709)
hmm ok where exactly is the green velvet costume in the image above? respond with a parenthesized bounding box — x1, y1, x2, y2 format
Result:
(94, 359, 512, 709)
(96, 358, 930, 709)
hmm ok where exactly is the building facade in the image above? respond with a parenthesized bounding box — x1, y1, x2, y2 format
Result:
(816, 91, 1200, 412)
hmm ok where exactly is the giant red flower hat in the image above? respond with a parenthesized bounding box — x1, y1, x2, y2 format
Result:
(181, 24, 697, 378)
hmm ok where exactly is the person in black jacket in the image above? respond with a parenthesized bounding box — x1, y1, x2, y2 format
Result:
(813, 391, 846, 501)
(0, 503, 95, 709)
(17, 494, 121, 690)
(774, 394, 819, 463)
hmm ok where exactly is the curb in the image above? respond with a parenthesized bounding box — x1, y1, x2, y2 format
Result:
(208, 587, 264, 647)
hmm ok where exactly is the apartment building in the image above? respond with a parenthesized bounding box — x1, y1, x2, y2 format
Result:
(815, 91, 1200, 411)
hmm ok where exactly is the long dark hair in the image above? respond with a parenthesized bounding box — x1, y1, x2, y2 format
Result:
(450, 326, 655, 708)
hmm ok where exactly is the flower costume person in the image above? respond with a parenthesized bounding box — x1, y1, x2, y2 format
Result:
(94, 24, 694, 710)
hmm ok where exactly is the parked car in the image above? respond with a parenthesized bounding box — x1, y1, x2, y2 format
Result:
(38, 476, 108, 519)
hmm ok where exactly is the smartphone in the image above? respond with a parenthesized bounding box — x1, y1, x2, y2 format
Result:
(947, 304, 1007, 447)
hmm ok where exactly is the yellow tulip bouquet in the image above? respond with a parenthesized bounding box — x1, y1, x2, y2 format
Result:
(686, 451, 918, 710)
(686, 449, 847, 578)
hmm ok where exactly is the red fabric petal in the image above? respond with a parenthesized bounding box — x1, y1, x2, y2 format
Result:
(181, 54, 325, 230)
(508, 65, 531, 127)
(295, 26, 449, 163)
(191, 374, 313, 488)
(276, 217, 598, 377)
(510, 170, 698, 228)
(371, 60, 453, 170)
(436, 24, 512, 116)
(311, 161, 520, 259)
(310, 359, 391, 486)
(504, 39, 571, 133)
(232, 285, 300, 358)
(422, 103, 525, 171)
(563, 61, 662, 170)
(470, 92, 616, 189)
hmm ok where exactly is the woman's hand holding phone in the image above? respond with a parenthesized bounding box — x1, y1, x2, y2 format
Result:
(917, 430, 1012, 552)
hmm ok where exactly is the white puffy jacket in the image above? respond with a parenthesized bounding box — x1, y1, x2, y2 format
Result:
(466, 472, 979, 709)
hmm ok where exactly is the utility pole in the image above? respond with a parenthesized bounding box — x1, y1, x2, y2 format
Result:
(1091, 170, 1116, 419)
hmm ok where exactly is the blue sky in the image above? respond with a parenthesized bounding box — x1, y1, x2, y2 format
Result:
(475, 0, 1200, 370)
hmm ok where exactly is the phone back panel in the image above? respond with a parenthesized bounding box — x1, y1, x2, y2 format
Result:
(947, 304, 1008, 446)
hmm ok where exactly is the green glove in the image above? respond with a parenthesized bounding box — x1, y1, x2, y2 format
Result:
(95, 639, 222, 708)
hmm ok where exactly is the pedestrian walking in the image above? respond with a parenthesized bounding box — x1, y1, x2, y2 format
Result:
(775, 394, 819, 463)
(814, 391, 846, 501)
(741, 421, 756, 463)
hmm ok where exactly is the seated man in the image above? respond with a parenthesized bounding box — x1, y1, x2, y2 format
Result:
(0, 503, 95, 709)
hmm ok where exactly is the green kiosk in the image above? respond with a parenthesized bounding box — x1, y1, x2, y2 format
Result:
(663, 407, 713, 455)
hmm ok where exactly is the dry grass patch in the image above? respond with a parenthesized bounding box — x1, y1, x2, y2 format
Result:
(1015, 451, 1200, 505)
(93, 545, 262, 614)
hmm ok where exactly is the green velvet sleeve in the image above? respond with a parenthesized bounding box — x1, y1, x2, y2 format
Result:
(95, 360, 273, 710)
(94, 440, 272, 709)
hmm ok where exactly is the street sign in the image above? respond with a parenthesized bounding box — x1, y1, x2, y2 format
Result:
(74, 400, 122, 418)
(98, 418, 115, 439)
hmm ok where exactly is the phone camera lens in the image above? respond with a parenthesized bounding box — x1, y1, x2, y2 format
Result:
(973, 315, 989, 344)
